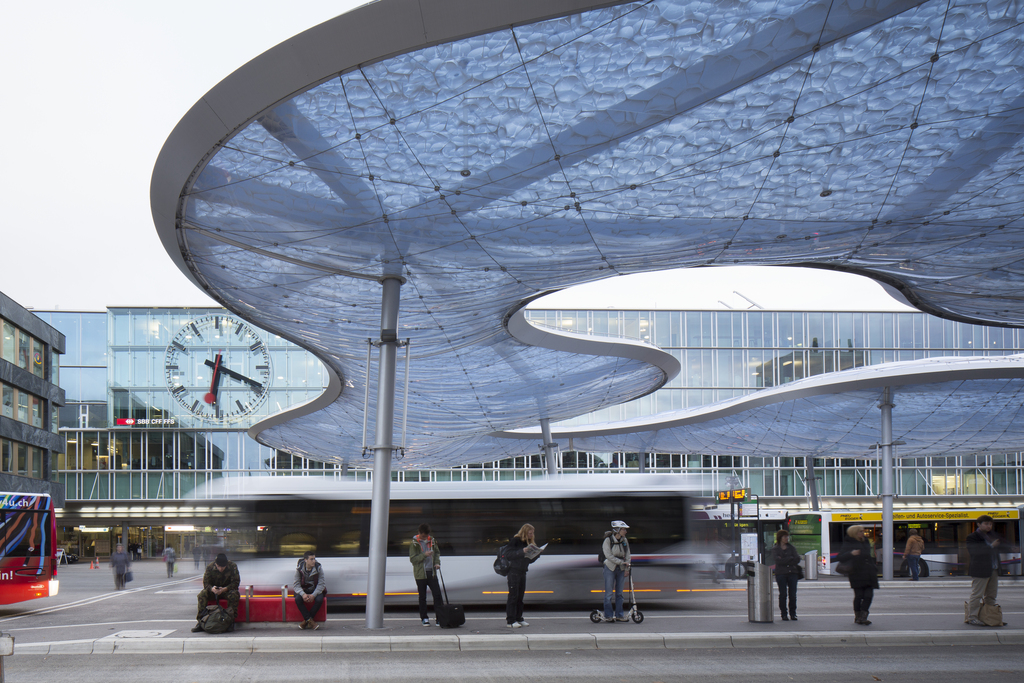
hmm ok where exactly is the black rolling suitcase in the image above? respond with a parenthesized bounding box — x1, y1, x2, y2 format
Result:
(434, 568, 465, 629)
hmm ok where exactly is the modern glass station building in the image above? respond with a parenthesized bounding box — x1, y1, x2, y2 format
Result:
(524, 308, 1024, 502)
(34, 302, 1024, 557)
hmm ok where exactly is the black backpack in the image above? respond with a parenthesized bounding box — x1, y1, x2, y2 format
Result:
(200, 605, 233, 634)
(493, 544, 511, 576)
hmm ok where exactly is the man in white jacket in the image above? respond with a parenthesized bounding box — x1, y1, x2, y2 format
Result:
(601, 521, 631, 622)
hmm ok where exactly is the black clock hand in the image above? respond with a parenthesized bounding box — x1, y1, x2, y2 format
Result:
(204, 354, 223, 404)
(203, 359, 265, 390)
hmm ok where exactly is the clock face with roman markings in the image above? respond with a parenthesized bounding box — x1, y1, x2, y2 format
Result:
(163, 315, 271, 423)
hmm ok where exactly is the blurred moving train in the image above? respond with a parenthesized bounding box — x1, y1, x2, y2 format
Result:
(198, 475, 702, 605)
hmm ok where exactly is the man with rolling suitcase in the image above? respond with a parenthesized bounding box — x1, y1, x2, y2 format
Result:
(410, 524, 445, 626)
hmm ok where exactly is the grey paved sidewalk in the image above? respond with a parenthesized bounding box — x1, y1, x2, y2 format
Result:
(4, 562, 1020, 655)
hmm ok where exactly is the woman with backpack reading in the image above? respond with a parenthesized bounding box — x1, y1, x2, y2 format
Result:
(505, 524, 541, 628)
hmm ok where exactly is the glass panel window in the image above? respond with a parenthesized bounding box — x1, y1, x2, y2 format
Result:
(17, 392, 28, 422)
(654, 312, 671, 347)
(32, 339, 45, 378)
(746, 312, 763, 347)
(81, 313, 108, 365)
(778, 313, 794, 348)
(2, 321, 14, 363)
(18, 329, 30, 370)
(30, 396, 42, 428)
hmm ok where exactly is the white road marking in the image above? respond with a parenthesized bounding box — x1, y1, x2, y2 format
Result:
(101, 629, 176, 639)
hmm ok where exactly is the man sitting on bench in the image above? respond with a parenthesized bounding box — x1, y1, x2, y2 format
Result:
(192, 552, 241, 633)
(293, 550, 326, 630)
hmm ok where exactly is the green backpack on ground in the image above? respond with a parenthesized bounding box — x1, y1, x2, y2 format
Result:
(201, 605, 234, 634)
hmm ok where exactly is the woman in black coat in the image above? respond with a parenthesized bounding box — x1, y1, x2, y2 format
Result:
(836, 524, 880, 625)
(771, 530, 802, 620)
(504, 524, 539, 628)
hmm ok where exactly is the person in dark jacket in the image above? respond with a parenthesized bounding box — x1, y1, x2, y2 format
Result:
(110, 543, 131, 590)
(965, 515, 1002, 626)
(771, 530, 801, 621)
(192, 553, 241, 633)
(409, 523, 442, 626)
(505, 523, 540, 628)
(293, 550, 327, 630)
(837, 525, 879, 625)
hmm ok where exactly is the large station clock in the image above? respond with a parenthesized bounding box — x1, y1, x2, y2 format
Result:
(164, 314, 272, 423)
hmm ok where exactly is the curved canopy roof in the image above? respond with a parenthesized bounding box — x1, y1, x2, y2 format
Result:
(495, 355, 1024, 459)
(152, 0, 1024, 466)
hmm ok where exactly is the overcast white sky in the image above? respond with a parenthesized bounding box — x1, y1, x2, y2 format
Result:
(1, 1, 912, 315)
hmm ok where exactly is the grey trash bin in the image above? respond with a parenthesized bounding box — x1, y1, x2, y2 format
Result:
(746, 562, 773, 623)
(803, 550, 818, 580)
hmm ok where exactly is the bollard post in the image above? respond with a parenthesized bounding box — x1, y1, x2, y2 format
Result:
(803, 550, 819, 580)
(0, 631, 14, 682)
(746, 562, 774, 623)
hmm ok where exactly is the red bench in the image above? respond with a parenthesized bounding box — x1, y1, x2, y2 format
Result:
(209, 585, 327, 626)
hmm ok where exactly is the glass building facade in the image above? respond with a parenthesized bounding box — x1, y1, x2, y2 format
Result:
(520, 308, 1024, 502)
(35, 308, 332, 556)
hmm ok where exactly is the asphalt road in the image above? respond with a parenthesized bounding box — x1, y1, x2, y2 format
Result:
(6, 646, 1023, 682)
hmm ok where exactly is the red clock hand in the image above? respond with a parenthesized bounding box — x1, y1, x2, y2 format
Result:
(204, 353, 223, 404)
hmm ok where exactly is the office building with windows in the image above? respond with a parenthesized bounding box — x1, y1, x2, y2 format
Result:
(0, 291, 64, 502)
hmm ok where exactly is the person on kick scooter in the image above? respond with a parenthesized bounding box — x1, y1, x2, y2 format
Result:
(601, 520, 631, 622)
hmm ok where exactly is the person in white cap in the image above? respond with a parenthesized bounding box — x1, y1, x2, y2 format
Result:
(601, 521, 632, 622)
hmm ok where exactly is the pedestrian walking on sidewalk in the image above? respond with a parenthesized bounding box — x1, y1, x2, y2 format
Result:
(771, 530, 801, 621)
(903, 529, 925, 581)
(162, 545, 176, 578)
(110, 543, 131, 590)
(837, 525, 879, 625)
(965, 515, 1003, 626)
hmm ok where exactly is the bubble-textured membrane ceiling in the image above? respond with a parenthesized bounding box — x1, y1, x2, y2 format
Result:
(152, 0, 1024, 466)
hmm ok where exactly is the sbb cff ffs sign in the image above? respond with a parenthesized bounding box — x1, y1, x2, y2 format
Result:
(717, 488, 749, 502)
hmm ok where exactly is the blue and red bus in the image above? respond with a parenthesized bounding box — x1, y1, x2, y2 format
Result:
(0, 492, 58, 604)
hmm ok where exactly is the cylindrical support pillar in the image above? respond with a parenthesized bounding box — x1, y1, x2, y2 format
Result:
(806, 457, 820, 511)
(365, 276, 402, 629)
(879, 387, 894, 581)
(540, 418, 557, 475)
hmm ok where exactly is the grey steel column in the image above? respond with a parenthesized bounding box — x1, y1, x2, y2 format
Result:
(540, 418, 558, 475)
(638, 452, 647, 473)
(366, 276, 402, 629)
(805, 456, 820, 511)
(879, 387, 894, 581)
